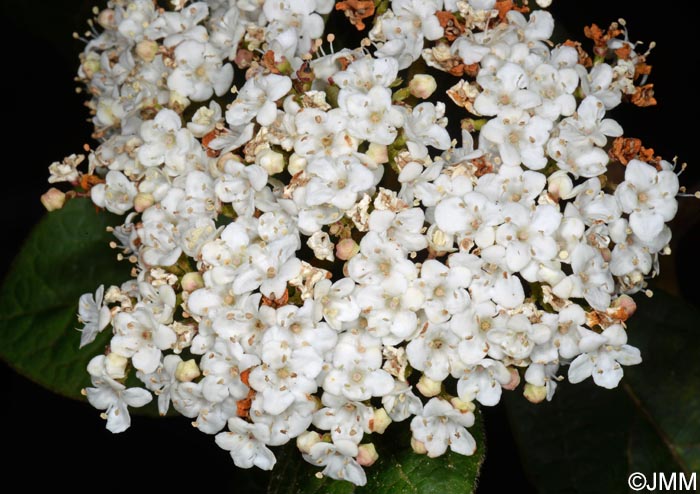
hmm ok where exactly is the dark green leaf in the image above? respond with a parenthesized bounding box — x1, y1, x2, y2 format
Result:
(1, 198, 130, 399)
(505, 291, 700, 493)
(268, 415, 485, 494)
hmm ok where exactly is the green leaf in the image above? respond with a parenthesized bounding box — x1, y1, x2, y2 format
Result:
(268, 414, 484, 494)
(505, 291, 700, 493)
(1, 198, 130, 399)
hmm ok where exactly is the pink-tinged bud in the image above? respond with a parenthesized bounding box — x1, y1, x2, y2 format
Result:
(607, 294, 637, 322)
(234, 48, 254, 69)
(409, 74, 437, 99)
(523, 383, 547, 404)
(357, 443, 379, 467)
(410, 437, 428, 455)
(450, 397, 476, 413)
(416, 375, 442, 397)
(335, 238, 359, 261)
(547, 170, 574, 201)
(369, 408, 392, 434)
(181, 272, 204, 292)
(502, 367, 521, 391)
(296, 431, 322, 454)
(175, 359, 201, 382)
(367, 143, 389, 164)
(41, 188, 66, 211)
(133, 192, 155, 212)
(97, 9, 116, 29)
(135, 40, 159, 62)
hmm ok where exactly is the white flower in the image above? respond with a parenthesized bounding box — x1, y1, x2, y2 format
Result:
(110, 308, 176, 373)
(226, 74, 292, 127)
(480, 108, 552, 169)
(312, 278, 361, 330)
(410, 398, 477, 457)
(77, 285, 111, 348)
(334, 56, 399, 91)
(456, 359, 512, 406)
(215, 417, 277, 470)
(91, 170, 137, 215)
(303, 439, 366, 486)
(615, 160, 679, 243)
(305, 155, 376, 211)
(568, 325, 642, 389)
(338, 86, 404, 145)
(85, 375, 152, 433)
(553, 244, 615, 311)
(474, 62, 540, 116)
(168, 40, 233, 101)
(406, 321, 461, 381)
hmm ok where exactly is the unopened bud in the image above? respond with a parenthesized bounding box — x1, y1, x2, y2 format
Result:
(296, 431, 322, 454)
(288, 153, 307, 175)
(357, 443, 379, 467)
(409, 74, 437, 99)
(135, 40, 159, 62)
(410, 437, 428, 455)
(535, 0, 552, 7)
(523, 383, 547, 403)
(548, 170, 574, 200)
(608, 294, 637, 321)
(133, 192, 155, 212)
(369, 408, 392, 434)
(175, 359, 201, 382)
(502, 367, 521, 391)
(181, 272, 204, 292)
(416, 375, 442, 397)
(96, 8, 116, 29)
(450, 397, 476, 413)
(367, 143, 389, 164)
(41, 188, 66, 211)
(335, 238, 359, 261)
(256, 149, 285, 175)
(105, 352, 128, 379)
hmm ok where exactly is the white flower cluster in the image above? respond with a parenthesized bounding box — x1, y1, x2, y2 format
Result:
(54, 0, 683, 487)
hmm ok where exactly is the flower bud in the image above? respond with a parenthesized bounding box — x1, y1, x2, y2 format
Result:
(296, 431, 322, 454)
(369, 408, 392, 434)
(41, 188, 66, 211)
(416, 375, 442, 397)
(175, 359, 201, 382)
(409, 74, 437, 99)
(97, 9, 116, 29)
(502, 366, 521, 391)
(523, 383, 547, 403)
(133, 192, 155, 212)
(548, 170, 574, 200)
(608, 294, 637, 321)
(105, 352, 128, 379)
(535, 0, 552, 7)
(357, 443, 379, 467)
(135, 40, 159, 62)
(169, 90, 190, 113)
(181, 272, 204, 292)
(256, 149, 285, 175)
(288, 153, 307, 175)
(450, 397, 476, 413)
(335, 238, 359, 261)
(411, 437, 428, 455)
(367, 143, 389, 164)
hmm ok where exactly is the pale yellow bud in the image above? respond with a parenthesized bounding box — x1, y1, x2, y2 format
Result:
(450, 397, 476, 413)
(296, 431, 322, 454)
(135, 40, 159, 62)
(175, 359, 201, 382)
(105, 352, 128, 379)
(288, 153, 307, 175)
(523, 383, 547, 404)
(367, 143, 389, 164)
(410, 437, 428, 455)
(369, 408, 392, 434)
(416, 375, 442, 397)
(256, 149, 285, 175)
(133, 192, 155, 212)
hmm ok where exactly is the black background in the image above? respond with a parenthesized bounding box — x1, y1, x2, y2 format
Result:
(3, 2, 699, 492)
